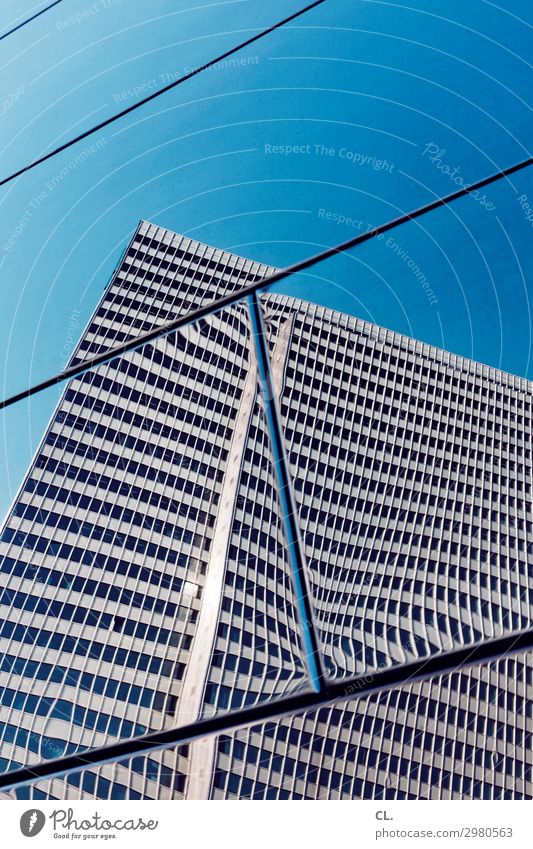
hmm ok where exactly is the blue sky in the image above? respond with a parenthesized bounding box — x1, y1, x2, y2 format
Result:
(0, 0, 532, 517)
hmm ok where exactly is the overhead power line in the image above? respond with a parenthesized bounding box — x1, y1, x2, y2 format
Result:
(0, 0, 327, 188)
(0, 0, 64, 43)
(1, 155, 531, 411)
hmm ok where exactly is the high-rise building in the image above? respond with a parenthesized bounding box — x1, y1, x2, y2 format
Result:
(1, 221, 532, 801)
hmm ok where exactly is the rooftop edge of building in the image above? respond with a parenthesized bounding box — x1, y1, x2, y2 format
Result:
(136, 219, 533, 397)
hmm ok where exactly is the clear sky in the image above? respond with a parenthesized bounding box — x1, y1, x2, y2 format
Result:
(0, 0, 532, 518)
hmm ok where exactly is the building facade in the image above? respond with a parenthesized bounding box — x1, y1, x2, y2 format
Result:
(0, 221, 532, 800)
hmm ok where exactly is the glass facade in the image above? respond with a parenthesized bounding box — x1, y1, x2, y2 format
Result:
(0, 220, 532, 799)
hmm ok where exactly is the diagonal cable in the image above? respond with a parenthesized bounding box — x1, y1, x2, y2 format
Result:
(248, 292, 325, 691)
(0, 0, 327, 188)
(0, 0, 64, 43)
(1, 155, 531, 411)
